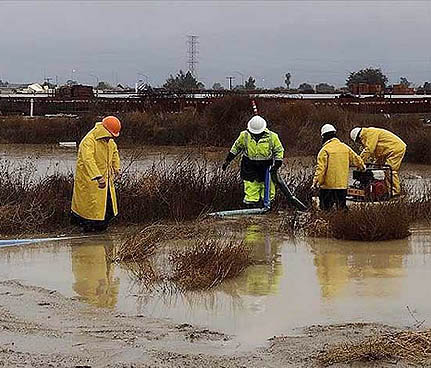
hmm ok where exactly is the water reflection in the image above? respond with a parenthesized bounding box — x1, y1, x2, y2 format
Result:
(227, 225, 283, 296)
(71, 239, 120, 308)
(310, 238, 409, 298)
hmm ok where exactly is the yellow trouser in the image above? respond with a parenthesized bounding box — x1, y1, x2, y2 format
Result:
(243, 180, 276, 204)
(378, 147, 406, 196)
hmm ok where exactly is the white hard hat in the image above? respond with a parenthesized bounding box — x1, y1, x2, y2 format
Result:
(350, 127, 362, 142)
(320, 124, 336, 137)
(247, 115, 267, 134)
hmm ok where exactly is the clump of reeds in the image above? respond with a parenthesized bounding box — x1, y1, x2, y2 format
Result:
(168, 234, 252, 291)
(113, 224, 167, 262)
(319, 329, 431, 366)
(0, 160, 73, 235)
(301, 199, 412, 241)
(117, 154, 243, 223)
(328, 200, 411, 241)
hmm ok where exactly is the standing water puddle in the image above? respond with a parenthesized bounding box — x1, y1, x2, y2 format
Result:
(1, 229, 431, 347)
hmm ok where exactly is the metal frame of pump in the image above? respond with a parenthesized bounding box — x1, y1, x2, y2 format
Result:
(347, 163, 394, 202)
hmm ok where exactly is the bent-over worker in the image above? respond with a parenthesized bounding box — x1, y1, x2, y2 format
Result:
(71, 116, 121, 231)
(313, 124, 365, 210)
(222, 115, 284, 207)
(350, 127, 406, 196)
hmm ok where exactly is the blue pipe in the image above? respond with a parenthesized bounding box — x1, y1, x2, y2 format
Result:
(263, 167, 271, 208)
(0, 236, 90, 249)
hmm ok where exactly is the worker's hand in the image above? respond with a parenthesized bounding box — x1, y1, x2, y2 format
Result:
(222, 161, 229, 171)
(97, 177, 107, 189)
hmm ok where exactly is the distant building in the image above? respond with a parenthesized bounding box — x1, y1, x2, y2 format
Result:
(55, 84, 94, 100)
(390, 84, 415, 95)
(350, 83, 383, 95)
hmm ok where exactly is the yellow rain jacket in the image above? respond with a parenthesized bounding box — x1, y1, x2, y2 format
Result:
(71, 123, 120, 221)
(359, 127, 407, 163)
(314, 138, 365, 189)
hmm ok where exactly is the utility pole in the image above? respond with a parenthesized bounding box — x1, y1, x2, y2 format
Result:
(226, 76, 235, 90)
(234, 71, 244, 86)
(186, 35, 199, 78)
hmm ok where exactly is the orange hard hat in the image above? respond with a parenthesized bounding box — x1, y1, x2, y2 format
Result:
(102, 116, 121, 137)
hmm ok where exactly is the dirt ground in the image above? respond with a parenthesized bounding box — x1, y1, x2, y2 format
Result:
(0, 280, 421, 367)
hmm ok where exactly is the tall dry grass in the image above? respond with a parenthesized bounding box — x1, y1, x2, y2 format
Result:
(0, 155, 243, 234)
(168, 235, 251, 290)
(300, 199, 414, 241)
(1, 97, 429, 163)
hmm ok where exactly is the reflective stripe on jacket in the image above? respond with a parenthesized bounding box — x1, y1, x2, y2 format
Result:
(314, 138, 365, 189)
(359, 127, 406, 163)
(230, 129, 284, 182)
(71, 123, 121, 221)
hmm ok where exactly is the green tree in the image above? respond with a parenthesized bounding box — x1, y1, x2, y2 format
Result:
(399, 77, 411, 87)
(285, 73, 291, 89)
(244, 76, 256, 89)
(163, 70, 204, 90)
(346, 68, 388, 88)
(96, 81, 113, 90)
(315, 83, 335, 94)
(298, 83, 314, 93)
(212, 82, 224, 90)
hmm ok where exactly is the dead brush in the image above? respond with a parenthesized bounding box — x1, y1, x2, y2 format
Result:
(168, 234, 252, 291)
(300, 200, 412, 241)
(319, 330, 431, 366)
(114, 224, 168, 262)
(327, 200, 411, 241)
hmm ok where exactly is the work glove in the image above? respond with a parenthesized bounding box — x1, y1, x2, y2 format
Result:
(222, 152, 236, 171)
(270, 160, 282, 174)
(97, 177, 107, 189)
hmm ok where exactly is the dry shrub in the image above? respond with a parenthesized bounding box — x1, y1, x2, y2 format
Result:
(319, 330, 431, 366)
(114, 224, 167, 262)
(328, 201, 411, 241)
(0, 161, 73, 235)
(117, 154, 243, 223)
(168, 234, 251, 290)
(301, 200, 412, 241)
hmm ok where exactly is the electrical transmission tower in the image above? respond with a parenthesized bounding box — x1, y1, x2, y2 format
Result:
(186, 35, 199, 78)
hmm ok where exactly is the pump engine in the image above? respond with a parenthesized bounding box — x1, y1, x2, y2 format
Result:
(347, 165, 392, 202)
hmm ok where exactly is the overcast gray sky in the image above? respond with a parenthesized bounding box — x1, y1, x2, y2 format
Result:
(1, 0, 430, 88)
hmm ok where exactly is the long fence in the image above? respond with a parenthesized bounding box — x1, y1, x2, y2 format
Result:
(1, 95, 431, 116)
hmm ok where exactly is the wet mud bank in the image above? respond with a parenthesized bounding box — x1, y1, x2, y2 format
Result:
(0, 280, 415, 367)
(2, 229, 431, 366)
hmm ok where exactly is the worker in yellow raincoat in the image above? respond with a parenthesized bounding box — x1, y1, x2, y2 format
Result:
(313, 124, 365, 210)
(71, 116, 121, 231)
(350, 127, 406, 196)
(222, 115, 284, 207)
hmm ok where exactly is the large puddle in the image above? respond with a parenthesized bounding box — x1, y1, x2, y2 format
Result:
(1, 228, 431, 347)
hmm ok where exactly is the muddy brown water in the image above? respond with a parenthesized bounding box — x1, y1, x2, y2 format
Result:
(1, 228, 431, 348)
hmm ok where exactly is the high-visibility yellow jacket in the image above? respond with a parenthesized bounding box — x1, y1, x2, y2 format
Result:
(71, 123, 120, 221)
(230, 129, 284, 161)
(359, 127, 406, 163)
(230, 129, 284, 182)
(314, 138, 365, 189)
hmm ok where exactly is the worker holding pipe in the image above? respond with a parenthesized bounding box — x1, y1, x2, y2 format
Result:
(350, 127, 406, 196)
(312, 124, 365, 210)
(222, 115, 284, 207)
(71, 116, 121, 232)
